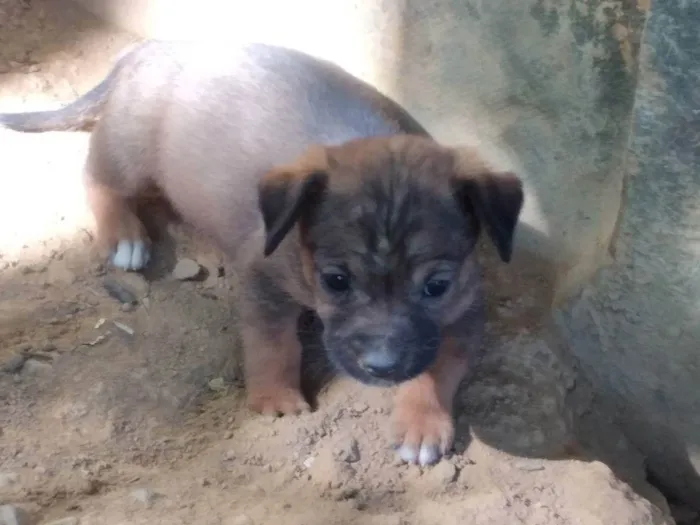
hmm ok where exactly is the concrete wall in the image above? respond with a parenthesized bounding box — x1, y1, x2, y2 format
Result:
(70, 0, 700, 508)
(557, 1, 700, 506)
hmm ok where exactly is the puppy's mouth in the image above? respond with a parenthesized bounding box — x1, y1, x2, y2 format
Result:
(323, 337, 439, 387)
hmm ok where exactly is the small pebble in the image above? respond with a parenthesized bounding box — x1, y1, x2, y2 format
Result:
(224, 450, 236, 461)
(85, 335, 108, 347)
(22, 359, 53, 375)
(172, 259, 202, 281)
(130, 488, 159, 508)
(113, 321, 135, 336)
(208, 377, 226, 392)
(0, 505, 32, 525)
(120, 302, 136, 312)
(224, 431, 233, 440)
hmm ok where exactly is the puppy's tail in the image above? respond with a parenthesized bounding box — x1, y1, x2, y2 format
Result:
(0, 43, 139, 133)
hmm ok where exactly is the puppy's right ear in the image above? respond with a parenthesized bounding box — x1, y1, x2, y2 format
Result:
(258, 147, 329, 257)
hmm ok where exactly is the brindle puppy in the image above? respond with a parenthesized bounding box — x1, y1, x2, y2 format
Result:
(0, 40, 523, 466)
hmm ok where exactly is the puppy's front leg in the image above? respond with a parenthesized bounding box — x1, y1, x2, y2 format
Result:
(392, 336, 473, 466)
(239, 289, 309, 417)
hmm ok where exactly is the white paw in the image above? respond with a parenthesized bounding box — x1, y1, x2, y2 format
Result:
(397, 443, 442, 466)
(392, 397, 454, 467)
(111, 239, 150, 271)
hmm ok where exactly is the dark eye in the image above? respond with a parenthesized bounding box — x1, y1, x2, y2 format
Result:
(422, 277, 451, 298)
(322, 271, 351, 293)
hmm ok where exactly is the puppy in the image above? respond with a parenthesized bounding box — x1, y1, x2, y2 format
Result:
(0, 40, 523, 465)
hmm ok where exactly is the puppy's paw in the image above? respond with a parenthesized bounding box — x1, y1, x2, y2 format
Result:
(247, 386, 310, 417)
(392, 397, 454, 466)
(111, 239, 151, 271)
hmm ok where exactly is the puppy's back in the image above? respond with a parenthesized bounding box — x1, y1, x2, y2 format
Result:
(95, 42, 428, 253)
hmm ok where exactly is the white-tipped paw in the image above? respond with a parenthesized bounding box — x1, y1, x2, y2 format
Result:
(392, 399, 454, 467)
(111, 239, 151, 271)
(397, 442, 443, 466)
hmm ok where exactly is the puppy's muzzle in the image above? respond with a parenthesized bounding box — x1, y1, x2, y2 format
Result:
(324, 311, 440, 385)
(353, 340, 401, 379)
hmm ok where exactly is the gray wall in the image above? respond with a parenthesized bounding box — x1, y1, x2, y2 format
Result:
(557, 0, 700, 506)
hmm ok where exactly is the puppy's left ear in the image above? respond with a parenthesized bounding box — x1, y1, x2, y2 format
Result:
(258, 146, 329, 257)
(450, 158, 524, 263)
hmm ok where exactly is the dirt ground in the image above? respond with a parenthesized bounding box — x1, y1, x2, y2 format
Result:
(0, 1, 691, 524)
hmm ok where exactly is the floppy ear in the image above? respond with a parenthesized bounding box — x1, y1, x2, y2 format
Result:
(450, 162, 524, 263)
(258, 148, 329, 257)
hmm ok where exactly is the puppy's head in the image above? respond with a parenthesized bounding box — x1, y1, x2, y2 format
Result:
(259, 135, 523, 386)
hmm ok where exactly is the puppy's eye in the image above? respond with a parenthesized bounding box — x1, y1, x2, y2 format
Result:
(422, 277, 451, 298)
(322, 271, 351, 293)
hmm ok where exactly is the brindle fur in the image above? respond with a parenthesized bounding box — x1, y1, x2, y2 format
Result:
(0, 40, 524, 466)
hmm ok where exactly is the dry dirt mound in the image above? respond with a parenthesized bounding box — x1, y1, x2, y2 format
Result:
(0, 1, 679, 524)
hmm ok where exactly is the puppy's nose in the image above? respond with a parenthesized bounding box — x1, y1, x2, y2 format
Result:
(358, 350, 400, 378)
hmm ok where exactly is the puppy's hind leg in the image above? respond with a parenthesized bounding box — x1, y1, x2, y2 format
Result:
(83, 154, 151, 272)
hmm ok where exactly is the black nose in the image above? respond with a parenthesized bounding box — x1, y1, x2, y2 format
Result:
(358, 351, 400, 378)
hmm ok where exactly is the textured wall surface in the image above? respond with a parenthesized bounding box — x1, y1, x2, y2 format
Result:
(557, 1, 700, 508)
(71, 0, 700, 508)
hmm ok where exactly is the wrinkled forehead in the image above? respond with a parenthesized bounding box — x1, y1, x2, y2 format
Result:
(307, 176, 475, 271)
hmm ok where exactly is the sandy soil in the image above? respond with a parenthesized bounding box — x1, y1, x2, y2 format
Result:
(0, 1, 689, 524)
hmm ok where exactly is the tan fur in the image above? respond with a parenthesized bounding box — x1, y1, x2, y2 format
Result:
(393, 337, 471, 454)
(85, 179, 149, 256)
(0, 42, 523, 465)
